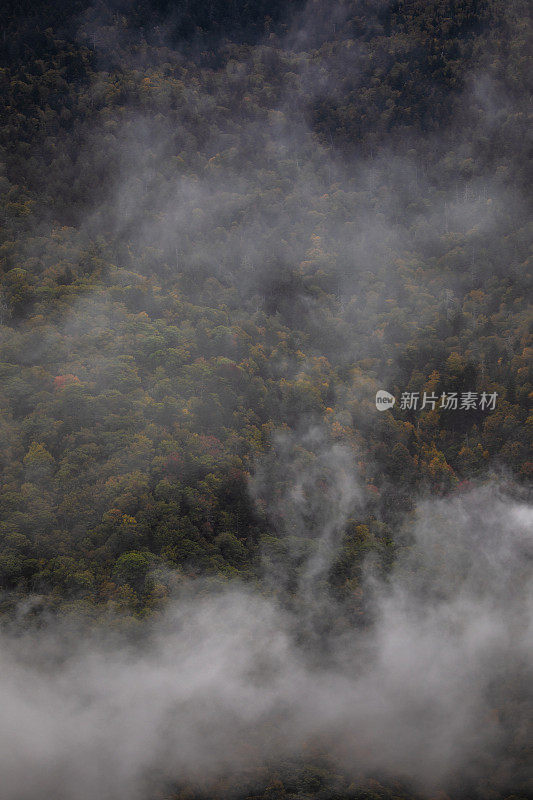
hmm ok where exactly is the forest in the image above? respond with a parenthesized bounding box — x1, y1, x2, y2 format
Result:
(0, 1, 531, 799)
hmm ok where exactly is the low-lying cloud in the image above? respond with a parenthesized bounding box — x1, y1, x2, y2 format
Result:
(0, 479, 531, 800)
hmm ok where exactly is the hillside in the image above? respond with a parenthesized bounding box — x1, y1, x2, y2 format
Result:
(0, 2, 531, 799)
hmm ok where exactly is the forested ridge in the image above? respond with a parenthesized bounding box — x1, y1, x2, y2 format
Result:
(0, 1, 531, 799)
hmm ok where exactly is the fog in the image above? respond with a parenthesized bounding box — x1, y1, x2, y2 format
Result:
(1, 1, 531, 798)
(0, 473, 531, 800)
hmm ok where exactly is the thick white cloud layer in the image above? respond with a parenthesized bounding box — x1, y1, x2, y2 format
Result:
(0, 482, 531, 800)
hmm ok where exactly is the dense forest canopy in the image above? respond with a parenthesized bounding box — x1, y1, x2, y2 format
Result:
(0, 1, 531, 799)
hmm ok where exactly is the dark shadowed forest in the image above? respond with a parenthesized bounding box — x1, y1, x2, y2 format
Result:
(0, 1, 531, 799)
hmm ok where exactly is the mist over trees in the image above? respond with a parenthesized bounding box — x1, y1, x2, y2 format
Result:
(0, 1, 531, 799)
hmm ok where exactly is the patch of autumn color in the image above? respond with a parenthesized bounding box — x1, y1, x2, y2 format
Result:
(98, 581, 117, 601)
(165, 453, 184, 473)
(198, 434, 223, 456)
(53, 374, 80, 390)
(330, 420, 345, 438)
(520, 461, 533, 479)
